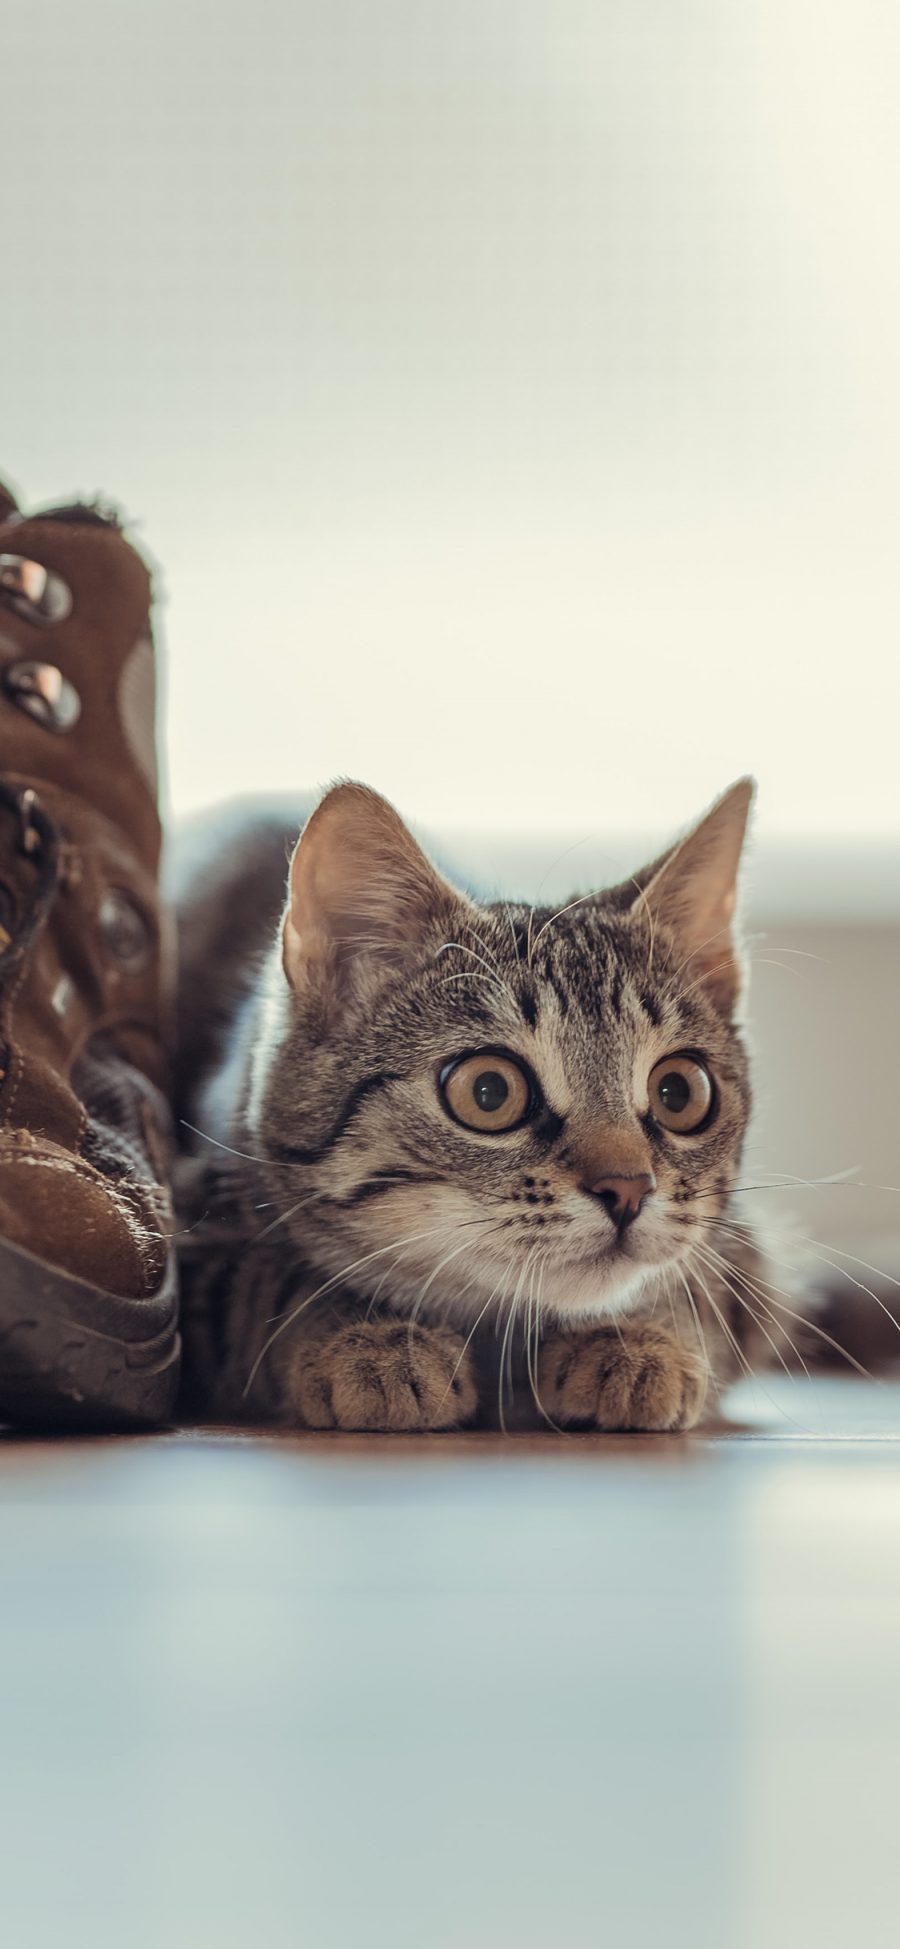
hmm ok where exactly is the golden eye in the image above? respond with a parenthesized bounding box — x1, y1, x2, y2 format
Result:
(648, 1054, 714, 1134)
(440, 1051, 533, 1133)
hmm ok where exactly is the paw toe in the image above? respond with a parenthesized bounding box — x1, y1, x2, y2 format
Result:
(290, 1321, 477, 1432)
(540, 1327, 708, 1433)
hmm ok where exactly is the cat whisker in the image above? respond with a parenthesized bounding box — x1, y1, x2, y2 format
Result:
(695, 1240, 876, 1382)
(690, 1164, 864, 1198)
(664, 921, 733, 987)
(255, 1165, 449, 1243)
(163, 1207, 212, 1249)
(747, 956, 811, 983)
(692, 1242, 815, 1385)
(253, 1189, 332, 1241)
(689, 1244, 804, 1388)
(799, 1241, 900, 1341)
(642, 1269, 662, 1320)
(687, 1252, 817, 1433)
(436, 1258, 517, 1414)
(528, 890, 599, 969)
(661, 1265, 681, 1341)
(523, 832, 607, 972)
(689, 1249, 808, 1399)
(436, 972, 510, 995)
(627, 874, 659, 978)
(501, 901, 523, 967)
(434, 938, 514, 1001)
(665, 928, 820, 996)
(524, 1253, 565, 1433)
(790, 1236, 900, 1296)
(682, 1255, 754, 1382)
(244, 1216, 496, 1395)
(137, 1213, 213, 1246)
(672, 1263, 713, 1374)
(523, 1266, 536, 1422)
(676, 957, 743, 1006)
(405, 1227, 504, 1357)
(180, 1119, 283, 1168)
(738, 1164, 862, 1189)
(502, 1247, 537, 1434)
(470, 925, 515, 976)
(362, 1215, 481, 1318)
(497, 1246, 537, 1433)
(705, 1218, 900, 1351)
(364, 1249, 422, 1319)
(744, 939, 826, 963)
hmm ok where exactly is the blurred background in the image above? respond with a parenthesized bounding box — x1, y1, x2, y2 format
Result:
(2, 0, 899, 1273)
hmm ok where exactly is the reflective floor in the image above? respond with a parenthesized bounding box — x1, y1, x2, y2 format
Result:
(1, 1377, 899, 1948)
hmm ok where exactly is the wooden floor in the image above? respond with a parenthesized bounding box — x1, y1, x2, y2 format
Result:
(2, 1377, 899, 1948)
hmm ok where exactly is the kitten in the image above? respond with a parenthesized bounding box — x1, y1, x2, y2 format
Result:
(175, 779, 799, 1431)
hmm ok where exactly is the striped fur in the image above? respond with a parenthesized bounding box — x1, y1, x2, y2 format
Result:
(174, 785, 810, 1432)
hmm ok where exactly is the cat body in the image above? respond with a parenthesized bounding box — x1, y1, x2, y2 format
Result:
(174, 782, 798, 1431)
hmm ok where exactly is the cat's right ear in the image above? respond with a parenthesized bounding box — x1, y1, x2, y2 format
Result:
(283, 781, 462, 1005)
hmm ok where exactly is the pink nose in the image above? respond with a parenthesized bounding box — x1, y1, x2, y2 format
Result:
(583, 1172, 656, 1230)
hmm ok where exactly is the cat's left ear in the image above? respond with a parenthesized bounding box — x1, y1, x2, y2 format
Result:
(283, 781, 465, 1006)
(630, 778, 755, 1016)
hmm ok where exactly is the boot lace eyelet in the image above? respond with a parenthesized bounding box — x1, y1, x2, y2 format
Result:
(0, 554, 72, 625)
(3, 661, 81, 733)
(99, 890, 152, 971)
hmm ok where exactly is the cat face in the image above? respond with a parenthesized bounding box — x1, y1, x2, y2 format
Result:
(247, 781, 753, 1328)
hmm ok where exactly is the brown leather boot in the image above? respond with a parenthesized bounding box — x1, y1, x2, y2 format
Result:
(0, 478, 179, 1425)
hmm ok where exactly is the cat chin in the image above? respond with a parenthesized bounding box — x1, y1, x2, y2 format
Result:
(532, 1257, 660, 1324)
(377, 1245, 675, 1332)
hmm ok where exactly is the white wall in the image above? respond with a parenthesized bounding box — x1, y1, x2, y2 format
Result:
(2, 2, 899, 839)
(745, 920, 900, 1283)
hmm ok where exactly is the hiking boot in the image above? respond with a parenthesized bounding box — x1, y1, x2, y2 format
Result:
(0, 478, 179, 1426)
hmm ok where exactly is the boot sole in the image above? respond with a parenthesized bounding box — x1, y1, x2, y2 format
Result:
(0, 1237, 180, 1430)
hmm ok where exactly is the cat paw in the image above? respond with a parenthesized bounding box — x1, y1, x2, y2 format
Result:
(538, 1324, 710, 1432)
(289, 1319, 479, 1432)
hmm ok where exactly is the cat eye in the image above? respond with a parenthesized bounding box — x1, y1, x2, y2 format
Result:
(439, 1050, 533, 1133)
(647, 1054, 714, 1134)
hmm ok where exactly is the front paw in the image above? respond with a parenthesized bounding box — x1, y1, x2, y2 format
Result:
(538, 1324, 709, 1432)
(289, 1319, 478, 1432)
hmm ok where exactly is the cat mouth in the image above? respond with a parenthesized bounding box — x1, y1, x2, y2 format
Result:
(598, 1231, 640, 1260)
(574, 1231, 670, 1273)
(559, 1233, 638, 1271)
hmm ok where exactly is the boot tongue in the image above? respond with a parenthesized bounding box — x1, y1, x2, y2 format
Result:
(0, 481, 19, 524)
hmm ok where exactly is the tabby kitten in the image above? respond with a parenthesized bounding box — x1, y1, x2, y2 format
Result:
(176, 778, 795, 1431)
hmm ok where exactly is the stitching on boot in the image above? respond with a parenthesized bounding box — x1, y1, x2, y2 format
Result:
(0, 1134, 171, 1254)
